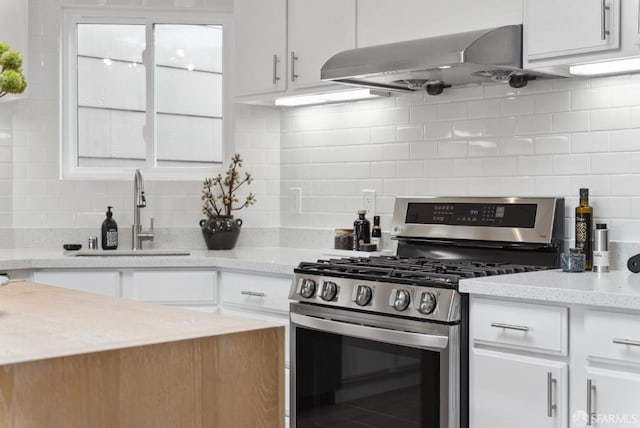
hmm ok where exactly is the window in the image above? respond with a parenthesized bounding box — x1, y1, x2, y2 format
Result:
(61, 7, 231, 179)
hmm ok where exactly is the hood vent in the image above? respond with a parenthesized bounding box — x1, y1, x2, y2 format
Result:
(321, 25, 557, 95)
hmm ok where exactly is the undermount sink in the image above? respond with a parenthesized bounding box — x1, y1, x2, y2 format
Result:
(70, 249, 190, 257)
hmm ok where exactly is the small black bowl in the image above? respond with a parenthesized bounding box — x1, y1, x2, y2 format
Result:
(63, 244, 82, 251)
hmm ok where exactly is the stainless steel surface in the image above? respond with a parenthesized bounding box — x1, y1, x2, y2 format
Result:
(593, 224, 610, 272)
(240, 290, 266, 297)
(490, 322, 530, 332)
(290, 51, 298, 81)
(587, 379, 594, 426)
(321, 25, 561, 93)
(290, 311, 449, 350)
(88, 236, 98, 250)
(547, 371, 557, 417)
(290, 302, 460, 428)
(612, 338, 640, 347)
(272, 54, 280, 84)
(290, 273, 461, 323)
(391, 196, 560, 244)
(72, 249, 190, 257)
(132, 169, 154, 250)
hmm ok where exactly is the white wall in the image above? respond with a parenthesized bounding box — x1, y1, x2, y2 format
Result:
(280, 76, 640, 245)
(4, 0, 280, 249)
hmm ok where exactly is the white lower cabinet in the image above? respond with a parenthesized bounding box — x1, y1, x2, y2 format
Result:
(472, 348, 568, 428)
(33, 270, 120, 297)
(581, 367, 640, 426)
(471, 296, 640, 428)
(220, 270, 292, 426)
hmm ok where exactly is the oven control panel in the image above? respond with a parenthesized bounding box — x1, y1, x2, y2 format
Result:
(289, 274, 460, 323)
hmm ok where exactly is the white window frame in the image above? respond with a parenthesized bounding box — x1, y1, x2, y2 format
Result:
(60, 6, 233, 181)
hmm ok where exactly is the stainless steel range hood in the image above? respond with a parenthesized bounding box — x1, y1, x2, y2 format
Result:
(321, 25, 554, 95)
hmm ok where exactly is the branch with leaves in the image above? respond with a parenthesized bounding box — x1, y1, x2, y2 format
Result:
(0, 41, 27, 98)
(202, 153, 256, 217)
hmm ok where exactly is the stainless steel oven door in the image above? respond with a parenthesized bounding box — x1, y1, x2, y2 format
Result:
(290, 302, 460, 428)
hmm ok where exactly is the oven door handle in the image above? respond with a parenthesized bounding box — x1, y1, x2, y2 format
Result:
(291, 312, 449, 350)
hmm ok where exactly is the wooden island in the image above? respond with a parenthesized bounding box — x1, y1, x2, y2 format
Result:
(0, 282, 284, 428)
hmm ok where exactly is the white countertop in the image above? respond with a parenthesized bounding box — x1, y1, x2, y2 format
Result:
(459, 269, 640, 311)
(0, 247, 326, 275)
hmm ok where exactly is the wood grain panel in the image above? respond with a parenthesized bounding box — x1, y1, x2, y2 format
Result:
(0, 328, 284, 428)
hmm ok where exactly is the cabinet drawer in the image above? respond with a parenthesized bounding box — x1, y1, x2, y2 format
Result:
(129, 270, 217, 303)
(585, 309, 640, 364)
(471, 298, 568, 355)
(33, 270, 120, 297)
(221, 272, 292, 314)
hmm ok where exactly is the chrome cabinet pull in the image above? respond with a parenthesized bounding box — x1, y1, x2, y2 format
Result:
(490, 322, 530, 332)
(272, 54, 280, 84)
(547, 372, 557, 417)
(291, 51, 299, 82)
(587, 379, 595, 426)
(613, 338, 640, 347)
(601, 0, 611, 40)
(241, 290, 265, 297)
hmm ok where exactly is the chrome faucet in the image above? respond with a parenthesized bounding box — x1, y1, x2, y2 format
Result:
(132, 169, 154, 250)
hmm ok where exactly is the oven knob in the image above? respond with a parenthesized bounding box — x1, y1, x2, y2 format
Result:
(392, 289, 411, 311)
(300, 279, 316, 298)
(418, 292, 437, 315)
(354, 285, 372, 306)
(320, 281, 338, 301)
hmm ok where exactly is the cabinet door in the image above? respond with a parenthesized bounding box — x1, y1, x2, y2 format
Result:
(356, 0, 523, 48)
(472, 349, 568, 428)
(525, 0, 620, 60)
(33, 270, 120, 297)
(234, 0, 287, 97)
(288, 0, 355, 90)
(583, 367, 640, 426)
(126, 270, 217, 306)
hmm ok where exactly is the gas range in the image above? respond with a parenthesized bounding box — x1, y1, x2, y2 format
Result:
(289, 196, 565, 428)
(289, 196, 564, 324)
(291, 256, 552, 324)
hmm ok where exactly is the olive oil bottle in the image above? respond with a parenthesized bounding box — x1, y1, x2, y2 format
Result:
(575, 188, 593, 270)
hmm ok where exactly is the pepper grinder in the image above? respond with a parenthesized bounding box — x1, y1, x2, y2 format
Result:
(593, 223, 610, 273)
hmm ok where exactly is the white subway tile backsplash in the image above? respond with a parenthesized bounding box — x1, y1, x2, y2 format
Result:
(453, 159, 483, 177)
(610, 129, 640, 152)
(396, 125, 424, 142)
(499, 96, 534, 116)
(516, 114, 552, 135)
(535, 135, 571, 154)
(358, 145, 384, 162)
(518, 156, 553, 176)
(572, 132, 609, 153)
(371, 126, 396, 143)
(571, 87, 611, 110)
(452, 120, 484, 138)
(534, 176, 572, 195)
(534, 92, 571, 114)
(499, 136, 535, 155)
(396, 161, 424, 178)
(425, 122, 453, 140)
(552, 154, 591, 175)
(483, 157, 517, 176)
(409, 104, 438, 123)
(424, 159, 453, 177)
(438, 141, 468, 158)
(590, 108, 632, 131)
(409, 141, 438, 159)
(552, 111, 590, 132)
(591, 153, 633, 174)
(499, 176, 535, 195)
(468, 177, 501, 195)
(438, 102, 467, 121)
(483, 117, 517, 137)
(383, 143, 410, 161)
(468, 139, 499, 157)
(468, 99, 500, 119)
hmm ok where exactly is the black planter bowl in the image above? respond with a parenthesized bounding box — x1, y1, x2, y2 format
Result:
(199, 216, 243, 250)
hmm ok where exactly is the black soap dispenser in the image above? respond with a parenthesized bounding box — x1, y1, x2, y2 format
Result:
(101, 206, 118, 250)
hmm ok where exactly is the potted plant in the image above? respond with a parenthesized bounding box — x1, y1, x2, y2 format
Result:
(0, 41, 27, 98)
(199, 153, 256, 250)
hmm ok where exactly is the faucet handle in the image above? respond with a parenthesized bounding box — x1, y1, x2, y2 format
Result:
(149, 217, 154, 231)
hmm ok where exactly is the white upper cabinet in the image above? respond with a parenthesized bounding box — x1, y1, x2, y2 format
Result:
(234, 0, 287, 97)
(288, 0, 355, 90)
(356, 0, 523, 48)
(234, 0, 356, 98)
(525, 0, 620, 60)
